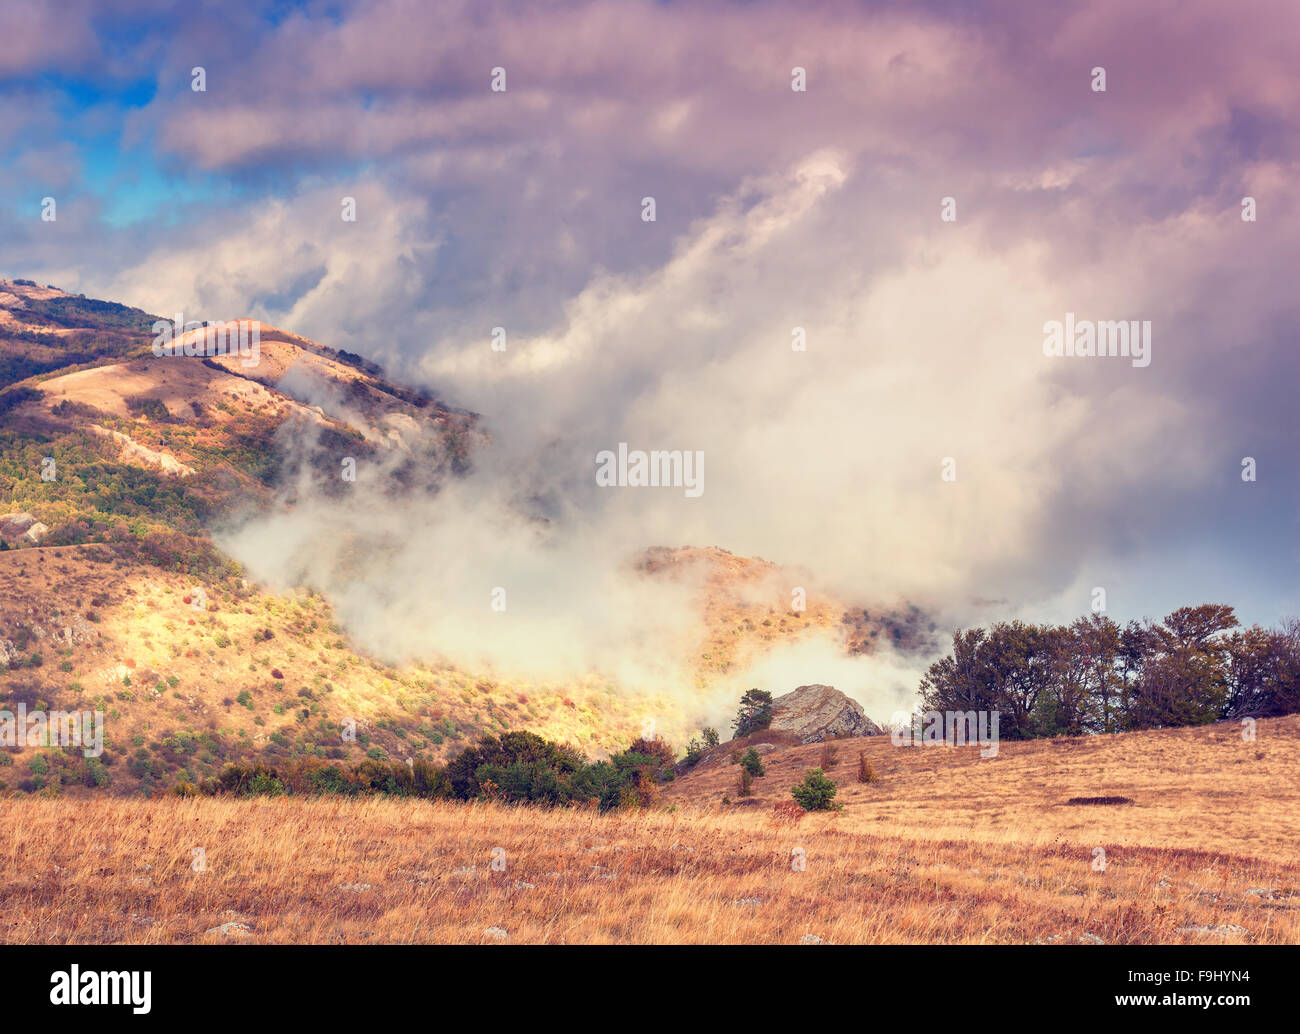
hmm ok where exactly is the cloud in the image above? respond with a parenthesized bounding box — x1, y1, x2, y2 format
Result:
(5, 0, 1298, 674)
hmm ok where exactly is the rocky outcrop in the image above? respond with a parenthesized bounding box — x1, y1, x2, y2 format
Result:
(768, 684, 882, 743)
(0, 512, 40, 542)
(87, 425, 195, 477)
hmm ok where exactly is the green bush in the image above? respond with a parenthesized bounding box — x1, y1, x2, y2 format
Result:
(791, 768, 841, 811)
(740, 748, 766, 777)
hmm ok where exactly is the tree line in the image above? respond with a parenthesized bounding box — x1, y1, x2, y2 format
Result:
(918, 605, 1300, 739)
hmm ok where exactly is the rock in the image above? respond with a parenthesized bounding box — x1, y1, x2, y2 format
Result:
(0, 512, 37, 542)
(799, 933, 827, 945)
(205, 921, 253, 936)
(1180, 924, 1247, 938)
(21, 522, 48, 545)
(483, 926, 508, 941)
(768, 684, 882, 743)
(86, 424, 194, 477)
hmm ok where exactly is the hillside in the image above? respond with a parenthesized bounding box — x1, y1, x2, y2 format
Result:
(5, 716, 1296, 944)
(0, 279, 931, 797)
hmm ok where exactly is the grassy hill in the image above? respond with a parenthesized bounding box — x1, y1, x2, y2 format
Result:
(4, 716, 1295, 943)
(0, 278, 928, 798)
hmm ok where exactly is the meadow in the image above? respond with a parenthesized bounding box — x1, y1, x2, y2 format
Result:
(3, 716, 1295, 945)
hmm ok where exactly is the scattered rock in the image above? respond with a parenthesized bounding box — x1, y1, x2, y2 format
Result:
(799, 933, 826, 944)
(768, 684, 883, 743)
(205, 921, 252, 936)
(85, 424, 194, 477)
(483, 926, 508, 941)
(1181, 924, 1247, 938)
(1077, 933, 1105, 945)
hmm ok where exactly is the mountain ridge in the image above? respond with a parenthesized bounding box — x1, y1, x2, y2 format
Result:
(0, 278, 933, 798)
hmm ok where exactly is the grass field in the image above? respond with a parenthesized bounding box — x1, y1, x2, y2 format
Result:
(3, 716, 1296, 945)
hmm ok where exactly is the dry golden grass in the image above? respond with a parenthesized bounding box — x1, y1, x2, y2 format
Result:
(2, 717, 1296, 945)
(666, 714, 1300, 863)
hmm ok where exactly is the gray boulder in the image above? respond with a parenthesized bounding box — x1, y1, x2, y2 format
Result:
(768, 684, 882, 743)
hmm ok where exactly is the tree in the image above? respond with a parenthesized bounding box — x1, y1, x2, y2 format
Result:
(732, 689, 773, 737)
(1129, 606, 1237, 728)
(740, 748, 765, 777)
(1225, 622, 1300, 718)
(791, 768, 840, 811)
(919, 628, 994, 717)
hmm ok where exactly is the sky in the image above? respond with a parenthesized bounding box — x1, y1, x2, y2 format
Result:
(2, 0, 1298, 704)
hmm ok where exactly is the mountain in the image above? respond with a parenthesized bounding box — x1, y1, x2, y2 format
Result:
(0, 278, 932, 797)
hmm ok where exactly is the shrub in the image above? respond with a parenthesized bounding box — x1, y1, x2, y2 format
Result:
(737, 766, 754, 797)
(857, 752, 877, 783)
(84, 758, 110, 787)
(625, 735, 675, 768)
(791, 768, 841, 811)
(740, 748, 766, 777)
(818, 743, 840, 769)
